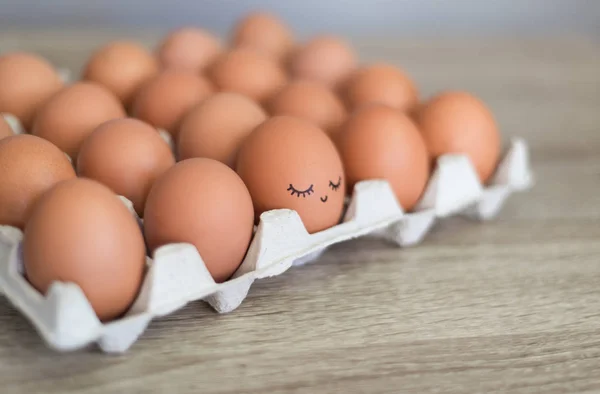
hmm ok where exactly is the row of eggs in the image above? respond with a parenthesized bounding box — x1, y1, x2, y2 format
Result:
(0, 12, 501, 323)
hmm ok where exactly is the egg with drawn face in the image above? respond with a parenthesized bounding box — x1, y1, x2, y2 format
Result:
(236, 115, 345, 233)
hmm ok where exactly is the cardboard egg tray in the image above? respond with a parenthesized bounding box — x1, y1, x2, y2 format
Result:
(2, 113, 26, 135)
(0, 128, 533, 353)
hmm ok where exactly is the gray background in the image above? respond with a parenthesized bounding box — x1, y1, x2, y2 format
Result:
(0, 0, 599, 37)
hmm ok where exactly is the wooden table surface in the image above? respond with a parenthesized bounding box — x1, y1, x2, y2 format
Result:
(0, 31, 599, 393)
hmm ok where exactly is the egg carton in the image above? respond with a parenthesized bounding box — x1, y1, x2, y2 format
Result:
(1, 113, 26, 135)
(0, 138, 532, 353)
(57, 68, 71, 84)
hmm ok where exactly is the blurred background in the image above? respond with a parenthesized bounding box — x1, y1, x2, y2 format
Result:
(0, 0, 597, 161)
(0, 0, 599, 37)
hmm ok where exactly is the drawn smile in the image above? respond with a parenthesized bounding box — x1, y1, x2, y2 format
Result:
(320, 196, 328, 203)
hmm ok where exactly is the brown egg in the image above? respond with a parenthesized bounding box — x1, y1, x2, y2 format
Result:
(209, 48, 287, 103)
(77, 118, 175, 216)
(337, 104, 430, 211)
(157, 27, 222, 72)
(31, 82, 126, 159)
(144, 158, 254, 283)
(0, 134, 75, 229)
(232, 12, 294, 61)
(131, 70, 214, 137)
(0, 116, 13, 140)
(289, 36, 356, 89)
(83, 41, 159, 108)
(237, 116, 345, 233)
(0, 52, 63, 129)
(343, 63, 418, 112)
(177, 92, 266, 167)
(23, 178, 146, 322)
(266, 80, 347, 136)
(416, 91, 501, 183)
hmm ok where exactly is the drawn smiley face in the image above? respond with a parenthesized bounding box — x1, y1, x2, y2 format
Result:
(236, 116, 345, 233)
(287, 175, 342, 203)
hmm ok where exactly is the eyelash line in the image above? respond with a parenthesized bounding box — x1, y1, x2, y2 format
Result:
(287, 184, 314, 198)
(329, 176, 342, 191)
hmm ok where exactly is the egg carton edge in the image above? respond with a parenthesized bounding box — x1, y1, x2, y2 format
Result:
(0, 138, 533, 353)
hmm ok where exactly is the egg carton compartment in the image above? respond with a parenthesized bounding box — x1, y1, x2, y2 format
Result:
(1, 113, 26, 135)
(157, 128, 176, 153)
(461, 138, 533, 219)
(0, 138, 532, 353)
(57, 67, 71, 84)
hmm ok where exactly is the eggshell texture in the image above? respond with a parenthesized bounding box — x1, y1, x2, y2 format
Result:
(232, 12, 294, 61)
(0, 134, 75, 228)
(83, 41, 159, 108)
(289, 36, 356, 88)
(0, 117, 13, 140)
(144, 158, 254, 283)
(267, 80, 347, 136)
(177, 92, 266, 167)
(209, 48, 287, 103)
(31, 82, 126, 159)
(131, 70, 214, 137)
(157, 27, 222, 72)
(77, 118, 175, 216)
(337, 104, 430, 211)
(416, 91, 501, 183)
(343, 63, 418, 112)
(23, 178, 146, 322)
(0, 52, 63, 129)
(236, 115, 345, 233)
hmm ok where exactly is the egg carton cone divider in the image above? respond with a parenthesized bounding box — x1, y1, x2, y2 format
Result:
(1, 113, 26, 135)
(0, 138, 532, 353)
(462, 138, 534, 220)
(57, 68, 71, 84)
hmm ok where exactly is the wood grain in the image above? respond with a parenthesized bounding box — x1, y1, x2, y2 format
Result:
(0, 31, 599, 394)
